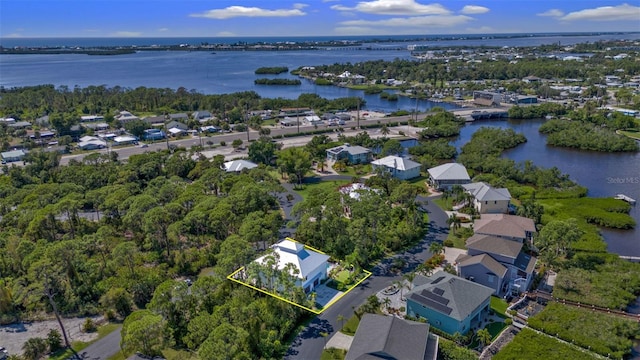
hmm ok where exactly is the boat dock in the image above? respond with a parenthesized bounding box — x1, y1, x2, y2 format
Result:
(614, 194, 636, 205)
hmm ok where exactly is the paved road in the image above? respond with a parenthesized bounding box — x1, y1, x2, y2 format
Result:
(58, 113, 431, 165)
(68, 326, 122, 360)
(284, 194, 450, 359)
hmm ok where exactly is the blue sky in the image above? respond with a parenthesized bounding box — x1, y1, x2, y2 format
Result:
(1, 0, 639, 38)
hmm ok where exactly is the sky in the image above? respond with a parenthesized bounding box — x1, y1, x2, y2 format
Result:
(1, 0, 639, 38)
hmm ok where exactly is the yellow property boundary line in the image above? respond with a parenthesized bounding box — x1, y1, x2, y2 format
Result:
(226, 238, 372, 314)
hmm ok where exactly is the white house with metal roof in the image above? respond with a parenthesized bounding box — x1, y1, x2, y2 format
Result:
(371, 155, 421, 180)
(462, 182, 511, 214)
(1, 149, 27, 163)
(253, 239, 330, 294)
(427, 163, 470, 190)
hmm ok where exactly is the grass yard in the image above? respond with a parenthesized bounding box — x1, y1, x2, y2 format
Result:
(527, 302, 640, 359)
(494, 328, 600, 360)
(486, 321, 507, 339)
(293, 180, 351, 200)
(490, 296, 509, 317)
(434, 197, 453, 210)
(335, 164, 372, 177)
(618, 129, 640, 140)
(321, 348, 347, 360)
(340, 314, 361, 336)
(50, 323, 122, 360)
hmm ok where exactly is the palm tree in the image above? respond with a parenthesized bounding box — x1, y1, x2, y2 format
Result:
(380, 124, 390, 137)
(429, 242, 444, 256)
(382, 297, 392, 311)
(447, 214, 461, 235)
(476, 328, 492, 348)
(403, 272, 416, 291)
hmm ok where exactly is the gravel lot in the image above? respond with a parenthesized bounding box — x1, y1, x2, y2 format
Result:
(1, 316, 101, 356)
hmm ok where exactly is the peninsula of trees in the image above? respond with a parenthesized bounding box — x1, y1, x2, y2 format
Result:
(254, 67, 289, 75)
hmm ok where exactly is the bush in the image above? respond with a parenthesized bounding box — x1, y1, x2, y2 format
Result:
(220, 141, 226, 146)
(47, 329, 63, 352)
(83, 318, 97, 333)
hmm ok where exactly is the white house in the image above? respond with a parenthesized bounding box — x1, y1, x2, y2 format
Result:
(371, 155, 421, 180)
(112, 135, 138, 146)
(427, 163, 471, 190)
(77, 136, 107, 150)
(462, 182, 511, 214)
(254, 239, 330, 294)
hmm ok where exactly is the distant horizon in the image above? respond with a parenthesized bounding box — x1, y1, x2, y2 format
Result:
(3, 30, 640, 40)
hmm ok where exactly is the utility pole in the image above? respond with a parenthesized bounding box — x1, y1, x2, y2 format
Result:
(297, 102, 300, 134)
(414, 92, 419, 122)
(245, 103, 250, 142)
(356, 98, 360, 129)
(164, 113, 170, 151)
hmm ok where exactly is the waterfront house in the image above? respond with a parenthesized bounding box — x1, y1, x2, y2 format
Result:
(223, 160, 258, 172)
(253, 238, 330, 294)
(346, 314, 438, 360)
(326, 144, 371, 164)
(406, 271, 494, 335)
(473, 91, 502, 106)
(427, 163, 471, 190)
(459, 233, 537, 296)
(473, 214, 536, 243)
(462, 182, 511, 214)
(1, 149, 27, 163)
(371, 155, 421, 180)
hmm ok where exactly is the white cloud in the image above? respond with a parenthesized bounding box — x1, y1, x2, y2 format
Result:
(460, 5, 489, 14)
(190, 5, 306, 19)
(217, 31, 236, 37)
(465, 26, 494, 33)
(537, 9, 564, 17)
(157, 28, 169, 32)
(4, 33, 23, 38)
(560, 3, 640, 21)
(293, 3, 309, 9)
(322, 0, 340, 2)
(331, 0, 451, 15)
(339, 14, 473, 28)
(112, 31, 142, 37)
(334, 26, 380, 35)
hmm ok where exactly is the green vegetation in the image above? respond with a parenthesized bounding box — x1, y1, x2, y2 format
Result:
(315, 78, 333, 85)
(49, 323, 121, 360)
(437, 338, 478, 360)
(340, 314, 361, 336)
(321, 348, 347, 360)
(379, 92, 399, 101)
(553, 253, 640, 309)
(255, 66, 289, 74)
(527, 303, 640, 358)
(508, 103, 568, 119)
(490, 296, 508, 317)
(540, 119, 638, 152)
(416, 111, 465, 139)
(363, 86, 383, 94)
(254, 78, 302, 85)
(485, 322, 507, 339)
(618, 129, 640, 140)
(494, 328, 599, 360)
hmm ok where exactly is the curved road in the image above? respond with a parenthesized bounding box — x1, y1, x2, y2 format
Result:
(284, 191, 450, 359)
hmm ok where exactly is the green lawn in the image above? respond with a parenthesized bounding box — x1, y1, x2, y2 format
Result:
(618, 129, 640, 140)
(486, 321, 507, 339)
(340, 314, 361, 335)
(335, 164, 371, 177)
(490, 296, 509, 317)
(494, 328, 600, 360)
(293, 180, 351, 200)
(527, 302, 640, 358)
(433, 197, 453, 210)
(321, 348, 347, 360)
(198, 266, 216, 278)
(49, 323, 121, 360)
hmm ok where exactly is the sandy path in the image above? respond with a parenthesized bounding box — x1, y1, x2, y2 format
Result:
(1, 316, 101, 356)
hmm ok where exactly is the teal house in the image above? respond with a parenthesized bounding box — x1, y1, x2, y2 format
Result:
(406, 271, 494, 335)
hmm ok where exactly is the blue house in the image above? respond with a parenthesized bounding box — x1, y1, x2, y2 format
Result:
(406, 271, 494, 335)
(371, 155, 421, 180)
(143, 128, 166, 141)
(326, 144, 371, 164)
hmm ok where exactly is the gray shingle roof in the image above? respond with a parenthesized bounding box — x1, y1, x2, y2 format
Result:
(458, 254, 508, 278)
(407, 271, 494, 322)
(514, 251, 537, 274)
(474, 214, 536, 240)
(466, 234, 522, 260)
(326, 144, 370, 156)
(462, 182, 511, 202)
(427, 163, 470, 181)
(345, 314, 435, 360)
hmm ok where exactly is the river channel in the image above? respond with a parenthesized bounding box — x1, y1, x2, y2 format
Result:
(452, 119, 640, 257)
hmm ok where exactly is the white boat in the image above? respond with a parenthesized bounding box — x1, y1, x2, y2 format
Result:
(614, 194, 636, 205)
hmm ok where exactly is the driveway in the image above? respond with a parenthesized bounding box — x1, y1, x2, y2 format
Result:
(68, 326, 122, 360)
(285, 194, 449, 359)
